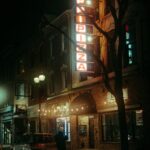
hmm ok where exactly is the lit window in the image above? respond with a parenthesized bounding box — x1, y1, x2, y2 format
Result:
(128, 44, 132, 49)
(126, 40, 130, 45)
(56, 117, 71, 141)
(128, 50, 132, 57)
(16, 83, 26, 100)
(87, 35, 93, 43)
(61, 71, 67, 90)
(86, 0, 92, 5)
(126, 32, 130, 39)
(129, 59, 133, 64)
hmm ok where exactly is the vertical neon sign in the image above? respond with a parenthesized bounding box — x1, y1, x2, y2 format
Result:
(75, 0, 87, 71)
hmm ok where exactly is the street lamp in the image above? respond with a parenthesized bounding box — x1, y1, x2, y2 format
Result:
(33, 73, 45, 133)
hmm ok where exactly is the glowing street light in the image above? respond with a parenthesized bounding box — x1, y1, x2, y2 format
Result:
(33, 73, 45, 133)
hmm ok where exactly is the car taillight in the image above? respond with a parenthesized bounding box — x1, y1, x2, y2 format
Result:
(31, 143, 46, 149)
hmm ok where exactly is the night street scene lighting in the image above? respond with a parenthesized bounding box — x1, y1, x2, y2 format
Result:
(0, 0, 150, 150)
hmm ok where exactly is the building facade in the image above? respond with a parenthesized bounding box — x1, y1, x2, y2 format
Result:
(1, 0, 148, 150)
(26, 0, 148, 150)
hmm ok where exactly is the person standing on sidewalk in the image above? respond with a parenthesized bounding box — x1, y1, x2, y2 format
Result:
(54, 126, 68, 150)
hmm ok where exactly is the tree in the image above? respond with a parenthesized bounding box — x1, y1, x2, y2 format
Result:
(77, 1, 129, 149)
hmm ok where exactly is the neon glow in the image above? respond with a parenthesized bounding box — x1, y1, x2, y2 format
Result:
(86, 0, 92, 5)
(76, 62, 87, 71)
(76, 24, 86, 33)
(76, 33, 86, 42)
(76, 7, 85, 13)
(76, 43, 87, 51)
(76, 0, 85, 4)
(76, 15, 86, 23)
(76, 52, 87, 61)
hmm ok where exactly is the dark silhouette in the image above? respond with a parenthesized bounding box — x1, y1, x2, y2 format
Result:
(55, 127, 68, 150)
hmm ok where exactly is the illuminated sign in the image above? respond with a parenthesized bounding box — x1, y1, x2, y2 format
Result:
(75, 0, 94, 72)
(76, 52, 87, 61)
(76, 15, 86, 23)
(76, 62, 87, 71)
(76, 6, 85, 13)
(76, 24, 86, 33)
(0, 86, 8, 105)
(76, 43, 87, 51)
(76, 0, 85, 4)
(76, 33, 86, 42)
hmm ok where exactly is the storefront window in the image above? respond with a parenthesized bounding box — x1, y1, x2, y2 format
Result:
(56, 117, 70, 141)
(101, 109, 143, 142)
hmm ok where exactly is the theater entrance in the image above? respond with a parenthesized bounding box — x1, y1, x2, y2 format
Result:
(70, 92, 98, 149)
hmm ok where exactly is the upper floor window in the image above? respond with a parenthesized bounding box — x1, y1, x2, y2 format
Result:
(105, 0, 115, 15)
(61, 27, 68, 52)
(123, 24, 137, 67)
(61, 71, 67, 90)
(48, 73, 55, 95)
(15, 82, 30, 100)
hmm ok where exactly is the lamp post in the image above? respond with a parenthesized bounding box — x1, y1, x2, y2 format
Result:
(33, 73, 45, 133)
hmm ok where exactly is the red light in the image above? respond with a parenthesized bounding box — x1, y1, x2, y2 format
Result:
(125, 24, 129, 32)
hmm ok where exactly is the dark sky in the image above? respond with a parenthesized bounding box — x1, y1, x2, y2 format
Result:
(0, 0, 70, 57)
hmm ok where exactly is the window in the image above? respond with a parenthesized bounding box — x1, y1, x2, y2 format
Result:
(56, 117, 71, 141)
(15, 82, 30, 100)
(123, 24, 137, 66)
(102, 110, 143, 142)
(105, 0, 115, 15)
(49, 73, 55, 95)
(61, 71, 67, 90)
(61, 27, 68, 52)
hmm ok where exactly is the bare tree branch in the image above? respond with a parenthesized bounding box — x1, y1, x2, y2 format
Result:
(76, 4, 111, 41)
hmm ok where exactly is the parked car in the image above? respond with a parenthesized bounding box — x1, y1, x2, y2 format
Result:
(13, 133, 56, 150)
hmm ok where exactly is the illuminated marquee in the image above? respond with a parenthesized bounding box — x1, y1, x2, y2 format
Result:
(76, 0, 87, 71)
(75, 0, 94, 72)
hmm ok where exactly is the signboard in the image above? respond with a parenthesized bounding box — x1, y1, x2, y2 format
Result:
(75, 0, 95, 72)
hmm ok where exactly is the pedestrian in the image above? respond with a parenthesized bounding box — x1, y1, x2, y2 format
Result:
(54, 126, 68, 150)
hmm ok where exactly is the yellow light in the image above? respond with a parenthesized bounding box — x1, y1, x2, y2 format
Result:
(34, 77, 40, 83)
(39, 74, 45, 81)
(86, 0, 92, 5)
(76, 108, 79, 111)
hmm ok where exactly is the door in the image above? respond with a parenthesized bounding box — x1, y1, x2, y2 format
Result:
(78, 115, 95, 149)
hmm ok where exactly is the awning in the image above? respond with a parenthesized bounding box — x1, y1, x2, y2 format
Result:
(70, 92, 97, 115)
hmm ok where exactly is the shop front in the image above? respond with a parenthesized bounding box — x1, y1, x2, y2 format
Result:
(70, 92, 99, 150)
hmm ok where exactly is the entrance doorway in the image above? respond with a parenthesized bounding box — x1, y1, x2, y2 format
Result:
(78, 115, 95, 149)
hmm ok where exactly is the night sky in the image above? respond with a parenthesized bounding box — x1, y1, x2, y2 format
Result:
(0, 0, 70, 60)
